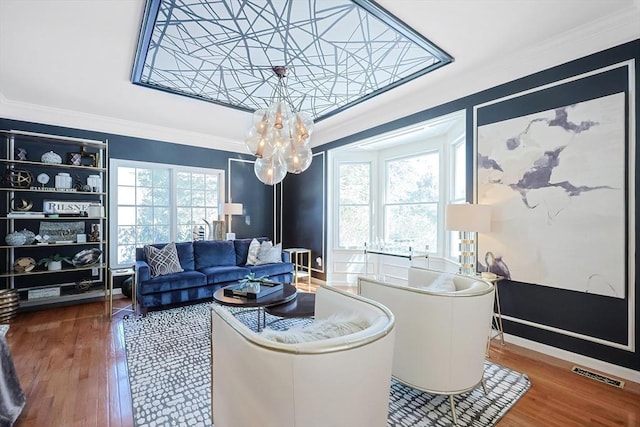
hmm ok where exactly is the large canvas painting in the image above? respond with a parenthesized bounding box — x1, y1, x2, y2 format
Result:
(476, 92, 626, 298)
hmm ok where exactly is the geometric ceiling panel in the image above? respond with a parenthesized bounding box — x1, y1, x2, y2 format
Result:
(132, 0, 453, 122)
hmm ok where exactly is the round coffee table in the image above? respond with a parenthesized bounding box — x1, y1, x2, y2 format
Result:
(265, 292, 315, 319)
(213, 283, 297, 331)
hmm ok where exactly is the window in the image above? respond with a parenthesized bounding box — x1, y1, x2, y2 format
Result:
(110, 160, 224, 267)
(384, 152, 439, 251)
(337, 162, 371, 248)
(330, 110, 465, 262)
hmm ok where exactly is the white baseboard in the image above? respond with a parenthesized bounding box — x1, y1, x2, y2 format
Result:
(504, 333, 640, 384)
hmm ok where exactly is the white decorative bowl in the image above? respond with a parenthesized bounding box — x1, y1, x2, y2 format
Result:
(41, 150, 62, 164)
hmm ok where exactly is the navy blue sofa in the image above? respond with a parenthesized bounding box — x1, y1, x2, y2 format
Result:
(135, 238, 293, 312)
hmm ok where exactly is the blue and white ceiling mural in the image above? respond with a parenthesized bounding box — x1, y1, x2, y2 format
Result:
(131, 0, 452, 122)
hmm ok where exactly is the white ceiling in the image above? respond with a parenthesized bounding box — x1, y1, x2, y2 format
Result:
(0, 0, 638, 154)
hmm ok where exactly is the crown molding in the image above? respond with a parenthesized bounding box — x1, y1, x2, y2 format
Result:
(0, 92, 247, 154)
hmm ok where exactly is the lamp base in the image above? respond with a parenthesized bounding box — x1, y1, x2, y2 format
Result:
(225, 233, 236, 241)
(458, 231, 478, 276)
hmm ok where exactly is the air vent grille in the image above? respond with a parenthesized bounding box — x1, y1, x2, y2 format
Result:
(571, 366, 625, 388)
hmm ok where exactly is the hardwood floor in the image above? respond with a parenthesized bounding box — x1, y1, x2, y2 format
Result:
(3, 295, 639, 427)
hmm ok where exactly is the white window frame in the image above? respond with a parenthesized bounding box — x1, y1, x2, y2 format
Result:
(109, 159, 225, 268)
(332, 152, 377, 250)
(382, 149, 440, 251)
(447, 134, 467, 260)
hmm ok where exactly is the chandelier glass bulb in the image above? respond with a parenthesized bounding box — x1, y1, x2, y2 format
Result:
(254, 154, 287, 185)
(245, 66, 314, 185)
(284, 142, 312, 174)
(268, 101, 292, 130)
(290, 112, 314, 143)
(245, 126, 276, 158)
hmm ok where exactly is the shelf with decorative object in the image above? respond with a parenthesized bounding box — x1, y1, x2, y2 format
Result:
(1, 130, 108, 309)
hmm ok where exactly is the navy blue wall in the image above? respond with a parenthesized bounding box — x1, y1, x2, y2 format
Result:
(0, 119, 275, 241)
(228, 159, 274, 240)
(281, 152, 326, 277)
(312, 39, 640, 371)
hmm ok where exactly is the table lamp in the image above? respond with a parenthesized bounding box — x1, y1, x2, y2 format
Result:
(223, 202, 243, 240)
(445, 203, 491, 275)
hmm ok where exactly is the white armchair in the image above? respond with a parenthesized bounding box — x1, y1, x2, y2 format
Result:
(358, 267, 495, 425)
(210, 285, 396, 427)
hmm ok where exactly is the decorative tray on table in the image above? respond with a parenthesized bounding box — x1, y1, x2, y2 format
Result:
(223, 281, 283, 299)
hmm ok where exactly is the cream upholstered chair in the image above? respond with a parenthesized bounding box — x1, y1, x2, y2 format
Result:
(210, 285, 396, 427)
(358, 267, 495, 425)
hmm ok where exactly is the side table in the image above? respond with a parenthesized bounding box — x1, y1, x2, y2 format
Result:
(284, 248, 312, 291)
(107, 267, 136, 318)
(478, 273, 504, 355)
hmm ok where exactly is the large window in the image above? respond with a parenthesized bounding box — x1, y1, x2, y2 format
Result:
(384, 152, 439, 251)
(331, 110, 466, 262)
(338, 162, 371, 248)
(110, 160, 224, 267)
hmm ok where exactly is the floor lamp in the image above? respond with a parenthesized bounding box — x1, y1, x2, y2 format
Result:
(445, 203, 491, 276)
(223, 202, 243, 240)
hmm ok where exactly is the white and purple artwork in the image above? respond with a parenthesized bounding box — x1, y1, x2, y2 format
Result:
(477, 92, 626, 298)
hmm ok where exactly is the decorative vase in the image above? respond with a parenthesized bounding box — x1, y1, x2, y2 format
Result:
(55, 173, 72, 189)
(18, 229, 36, 245)
(47, 260, 62, 271)
(41, 150, 63, 164)
(5, 231, 26, 246)
(246, 282, 260, 294)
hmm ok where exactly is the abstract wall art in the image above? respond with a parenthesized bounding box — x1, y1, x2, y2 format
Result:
(476, 91, 628, 298)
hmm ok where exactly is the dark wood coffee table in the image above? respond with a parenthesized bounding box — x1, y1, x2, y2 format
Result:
(213, 283, 297, 331)
(265, 292, 315, 319)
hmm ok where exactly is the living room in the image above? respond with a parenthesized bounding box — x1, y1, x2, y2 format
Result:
(1, 0, 639, 426)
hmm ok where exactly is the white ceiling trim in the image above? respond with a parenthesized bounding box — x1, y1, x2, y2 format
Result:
(0, 92, 246, 153)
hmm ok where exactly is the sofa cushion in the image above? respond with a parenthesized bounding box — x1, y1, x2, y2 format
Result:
(144, 242, 184, 277)
(234, 237, 269, 265)
(174, 242, 196, 271)
(137, 270, 207, 295)
(194, 240, 236, 269)
(260, 313, 370, 343)
(247, 262, 293, 277)
(198, 265, 251, 284)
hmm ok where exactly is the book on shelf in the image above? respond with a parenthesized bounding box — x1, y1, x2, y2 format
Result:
(7, 211, 45, 218)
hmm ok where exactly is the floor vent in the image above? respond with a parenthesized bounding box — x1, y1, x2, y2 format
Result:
(571, 366, 625, 389)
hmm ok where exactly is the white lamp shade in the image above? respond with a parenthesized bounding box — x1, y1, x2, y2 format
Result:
(223, 203, 243, 215)
(445, 204, 491, 232)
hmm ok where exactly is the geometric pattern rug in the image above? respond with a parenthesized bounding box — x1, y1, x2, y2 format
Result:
(123, 302, 530, 427)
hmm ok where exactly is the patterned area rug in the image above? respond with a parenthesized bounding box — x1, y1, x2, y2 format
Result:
(123, 302, 530, 427)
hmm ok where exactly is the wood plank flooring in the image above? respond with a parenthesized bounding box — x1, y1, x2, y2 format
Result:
(3, 294, 639, 427)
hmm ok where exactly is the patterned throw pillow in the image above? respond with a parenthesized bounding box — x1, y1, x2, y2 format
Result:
(144, 242, 184, 277)
(245, 238, 261, 265)
(256, 241, 283, 265)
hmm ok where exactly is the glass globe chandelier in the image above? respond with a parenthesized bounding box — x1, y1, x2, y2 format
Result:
(245, 66, 314, 185)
